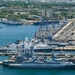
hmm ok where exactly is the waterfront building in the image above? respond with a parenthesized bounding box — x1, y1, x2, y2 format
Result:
(46, 9, 53, 19)
(13, 11, 29, 15)
(41, 10, 46, 17)
(41, 9, 53, 19)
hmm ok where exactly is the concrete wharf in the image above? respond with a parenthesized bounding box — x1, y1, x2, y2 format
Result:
(53, 19, 75, 42)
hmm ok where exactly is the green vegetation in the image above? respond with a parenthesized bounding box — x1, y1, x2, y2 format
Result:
(0, 1, 75, 20)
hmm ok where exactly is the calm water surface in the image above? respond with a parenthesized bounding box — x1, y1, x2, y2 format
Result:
(0, 23, 75, 75)
(0, 24, 38, 46)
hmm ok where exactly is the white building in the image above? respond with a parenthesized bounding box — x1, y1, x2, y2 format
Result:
(46, 9, 53, 18)
(41, 10, 46, 17)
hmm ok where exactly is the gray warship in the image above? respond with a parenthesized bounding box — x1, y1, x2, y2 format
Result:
(3, 48, 75, 69)
(8, 62, 75, 69)
(3, 20, 75, 69)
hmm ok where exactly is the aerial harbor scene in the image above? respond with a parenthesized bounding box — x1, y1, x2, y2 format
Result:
(1, 0, 75, 75)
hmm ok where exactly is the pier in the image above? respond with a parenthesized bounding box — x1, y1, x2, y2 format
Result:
(0, 19, 75, 56)
(0, 47, 18, 56)
(53, 21, 75, 41)
(54, 46, 75, 51)
(0, 53, 18, 56)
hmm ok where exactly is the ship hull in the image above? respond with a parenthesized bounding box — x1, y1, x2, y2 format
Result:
(33, 21, 59, 25)
(8, 63, 75, 69)
(1, 21, 22, 26)
(1, 22, 22, 26)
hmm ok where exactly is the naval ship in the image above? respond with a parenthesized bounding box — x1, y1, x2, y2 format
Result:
(3, 55, 75, 69)
(3, 19, 75, 69)
(8, 62, 75, 69)
(0, 19, 22, 26)
(3, 47, 75, 69)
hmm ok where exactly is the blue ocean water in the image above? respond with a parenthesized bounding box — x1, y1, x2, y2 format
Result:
(0, 24, 38, 46)
(0, 23, 75, 75)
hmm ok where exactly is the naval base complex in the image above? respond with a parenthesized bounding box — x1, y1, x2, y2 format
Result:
(1, 19, 75, 69)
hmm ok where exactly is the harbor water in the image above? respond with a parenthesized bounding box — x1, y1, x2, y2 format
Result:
(0, 23, 75, 75)
(0, 24, 38, 46)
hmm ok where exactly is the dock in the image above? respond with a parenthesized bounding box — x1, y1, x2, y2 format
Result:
(54, 46, 75, 51)
(53, 21, 75, 41)
(53, 22, 72, 38)
(0, 53, 18, 56)
(0, 47, 11, 52)
(0, 19, 75, 57)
